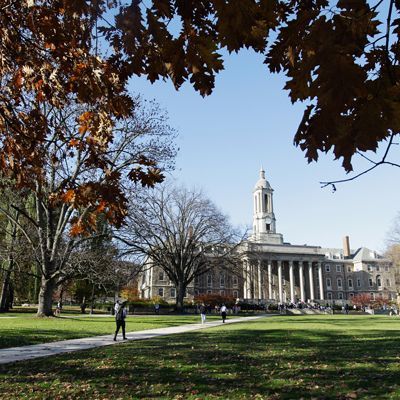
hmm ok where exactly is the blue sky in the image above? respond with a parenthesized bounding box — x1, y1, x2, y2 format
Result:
(130, 49, 399, 253)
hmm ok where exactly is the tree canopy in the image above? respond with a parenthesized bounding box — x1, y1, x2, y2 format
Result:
(1, 0, 399, 199)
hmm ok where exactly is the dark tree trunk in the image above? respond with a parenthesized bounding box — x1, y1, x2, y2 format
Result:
(37, 277, 56, 317)
(175, 281, 186, 312)
(0, 217, 18, 312)
(0, 260, 13, 312)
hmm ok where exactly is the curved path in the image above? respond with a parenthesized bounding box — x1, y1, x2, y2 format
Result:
(0, 314, 270, 365)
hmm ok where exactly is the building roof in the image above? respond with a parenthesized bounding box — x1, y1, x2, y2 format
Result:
(352, 247, 388, 262)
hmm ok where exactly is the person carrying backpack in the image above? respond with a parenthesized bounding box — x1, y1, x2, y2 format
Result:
(114, 300, 127, 341)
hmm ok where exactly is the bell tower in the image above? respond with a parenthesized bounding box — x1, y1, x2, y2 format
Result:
(252, 167, 283, 244)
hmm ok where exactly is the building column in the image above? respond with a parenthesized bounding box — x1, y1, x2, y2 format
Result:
(268, 261, 272, 300)
(308, 261, 315, 301)
(243, 259, 248, 299)
(299, 262, 305, 302)
(318, 262, 324, 300)
(250, 261, 254, 299)
(258, 259, 262, 300)
(289, 260, 295, 303)
(278, 260, 283, 303)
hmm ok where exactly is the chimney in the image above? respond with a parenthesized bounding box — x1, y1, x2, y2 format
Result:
(343, 236, 351, 258)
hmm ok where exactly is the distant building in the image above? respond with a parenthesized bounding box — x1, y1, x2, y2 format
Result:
(139, 168, 396, 305)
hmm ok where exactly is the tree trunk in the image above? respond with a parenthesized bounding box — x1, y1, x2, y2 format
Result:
(175, 282, 186, 313)
(0, 260, 13, 312)
(0, 217, 19, 312)
(37, 277, 56, 317)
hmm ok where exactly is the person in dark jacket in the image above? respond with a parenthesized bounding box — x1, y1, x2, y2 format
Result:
(114, 300, 127, 341)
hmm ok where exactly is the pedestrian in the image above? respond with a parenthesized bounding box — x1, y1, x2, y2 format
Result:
(55, 300, 62, 316)
(220, 303, 227, 323)
(114, 300, 127, 341)
(154, 303, 160, 314)
(199, 302, 206, 324)
(344, 303, 349, 315)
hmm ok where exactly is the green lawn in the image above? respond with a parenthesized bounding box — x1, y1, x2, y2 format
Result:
(0, 313, 222, 349)
(1, 315, 400, 399)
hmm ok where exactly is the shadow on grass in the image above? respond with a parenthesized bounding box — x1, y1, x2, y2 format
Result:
(0, 315, 214, 349)
(1, 318, 400, 399)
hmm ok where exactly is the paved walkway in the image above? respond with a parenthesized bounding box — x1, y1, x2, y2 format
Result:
(0, 315, 268, 365)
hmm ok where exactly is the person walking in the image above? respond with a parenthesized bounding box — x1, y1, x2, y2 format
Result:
(220, 304, 227, 323)
(55, 300, 62, 316)
(199, 303, 206, 324)
(114, 301, 127, 341)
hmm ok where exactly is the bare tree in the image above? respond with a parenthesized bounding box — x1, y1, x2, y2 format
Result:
(0, 98, 177, 316)
(117, 186, 244, 311)
(385, 212, 400, 291)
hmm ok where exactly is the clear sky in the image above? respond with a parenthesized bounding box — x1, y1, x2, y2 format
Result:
(130, 49, 399, 254)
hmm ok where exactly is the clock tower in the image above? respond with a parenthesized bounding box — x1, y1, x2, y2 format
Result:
(252, 167, 283, 244)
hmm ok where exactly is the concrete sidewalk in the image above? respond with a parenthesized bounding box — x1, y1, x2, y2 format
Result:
(0, 315, 267, 365)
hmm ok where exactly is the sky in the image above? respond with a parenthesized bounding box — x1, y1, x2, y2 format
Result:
(130, 49, 399, 254)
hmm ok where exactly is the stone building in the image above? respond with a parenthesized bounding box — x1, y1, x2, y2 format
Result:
(139, 168, 396, 305)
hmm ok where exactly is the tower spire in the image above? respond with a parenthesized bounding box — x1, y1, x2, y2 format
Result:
(260, 165, 265, 179)
(252, 166, 283, 244)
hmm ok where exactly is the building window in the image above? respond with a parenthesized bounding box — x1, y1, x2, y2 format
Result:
(326, 278, 332, 288)
(370, 292, 374, 300)
(336, 265, 342, 273)
(349, 293, 354, 298)
(348, 279, 353, 288)
(369, 278, 373, 287)
(327, 292, 332, 300)
(338, 292, 343, 300)
(386, 279, 391, 287)
(377, 276, 382, 287)
(264, 194, 268, 211)
(357, 279, 361, 287)
(220, 290, 225, 296)
(207, 274, 212, 288)
(266, 224, 271, 231)
(385, 266, 389, 272)
(158, 271, 165, 281)
(170, 288, 176, 298)
(194, 275, 200, 284)
(220, 274, 225, 288)
(367, 265, 373, 271)
(233, 290, 238, 298)
(232, 275, 238, 288)
(158, 288, 164, 297)
(376, 265, 380, 272)
(347, 266, 351, 272)
(325, 264, 330, 272)
(337, 278, 342, 288)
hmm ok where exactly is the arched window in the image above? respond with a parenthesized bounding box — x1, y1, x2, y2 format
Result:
(376, 275, 382, 287)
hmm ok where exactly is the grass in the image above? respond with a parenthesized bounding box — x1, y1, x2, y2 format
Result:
(1, 315, 400, 399)
(0, 313, 222, 349)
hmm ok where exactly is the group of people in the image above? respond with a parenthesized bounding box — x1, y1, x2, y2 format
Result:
(199, 303, 228, 324)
